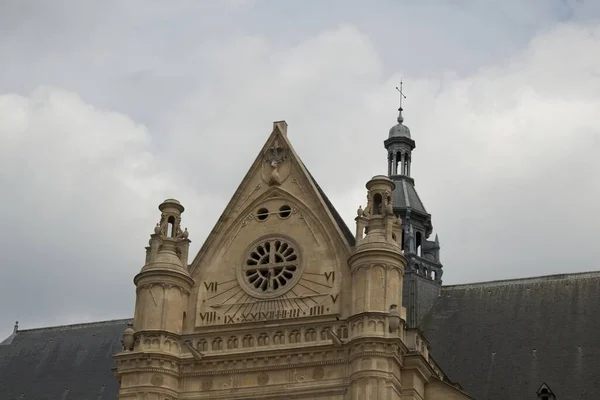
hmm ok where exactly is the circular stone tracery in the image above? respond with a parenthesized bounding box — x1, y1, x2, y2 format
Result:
(239, 236, 302, 298)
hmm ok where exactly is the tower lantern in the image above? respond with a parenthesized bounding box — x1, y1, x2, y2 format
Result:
(384, 83, 444, 327)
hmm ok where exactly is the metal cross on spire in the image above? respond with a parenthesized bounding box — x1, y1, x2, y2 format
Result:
(395, 80, 406, 110)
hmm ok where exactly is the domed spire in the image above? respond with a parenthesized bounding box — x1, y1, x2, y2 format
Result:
(389, 80, 411, 139)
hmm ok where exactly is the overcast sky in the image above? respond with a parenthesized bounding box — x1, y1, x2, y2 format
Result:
(1, 0, 599, 340)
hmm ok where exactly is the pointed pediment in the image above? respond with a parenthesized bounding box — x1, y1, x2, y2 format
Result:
(190, 121, 353, 274)
(188, 121, 354, 329)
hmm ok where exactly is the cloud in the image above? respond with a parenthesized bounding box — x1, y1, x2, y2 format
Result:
(1, 2, 600, 340)
(400, 21, 600, 282)
(0, 87, 187, 334)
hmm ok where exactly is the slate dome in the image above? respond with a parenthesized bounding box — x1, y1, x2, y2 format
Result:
(388, 109, 411, 139)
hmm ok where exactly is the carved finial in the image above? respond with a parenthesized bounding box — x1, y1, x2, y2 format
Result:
(13, 321, 18, 333)
(357, 205, 363, 217)
(154, 223, 160, 234)
(388, 304, 401, 332)
(122, 322, 135, 351)
(182, 227, 189, 239)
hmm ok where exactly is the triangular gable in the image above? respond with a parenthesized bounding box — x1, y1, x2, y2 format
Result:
(190, 121, 353, 274)
(188, 121, 355, 328)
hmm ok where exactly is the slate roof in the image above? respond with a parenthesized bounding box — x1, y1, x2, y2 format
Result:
(2, 272, 599, 399)
(391, 176, 428, 216)
(421, 271, 600, 400)
(0, 318, 130, 400)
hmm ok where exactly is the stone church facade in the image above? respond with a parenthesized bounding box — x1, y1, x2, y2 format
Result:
(1, 108, 598, 400)
(112, 118, 471, 399)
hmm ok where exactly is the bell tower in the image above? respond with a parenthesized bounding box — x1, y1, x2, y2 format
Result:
(384, 88, 444, 328)
(114, 199, 194, 400)
(134, 198, 193, 334)
(347, 175, 407, 399)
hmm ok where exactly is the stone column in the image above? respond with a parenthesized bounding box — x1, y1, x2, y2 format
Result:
(400, 153, 405, 175)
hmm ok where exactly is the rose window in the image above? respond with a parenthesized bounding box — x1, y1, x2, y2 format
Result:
(243, 238, 301, 296)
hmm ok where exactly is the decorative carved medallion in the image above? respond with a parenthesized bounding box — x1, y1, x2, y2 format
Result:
(150, 373, 163, 386)
(200, 378, 213, 391)
(257, 372, 270, 386)
(312, 366, 325, 380)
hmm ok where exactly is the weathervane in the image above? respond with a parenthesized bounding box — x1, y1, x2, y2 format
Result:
(395, 79, 406, 109)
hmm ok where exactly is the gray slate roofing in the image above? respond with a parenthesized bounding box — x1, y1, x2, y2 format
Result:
(0, 318, 129, 400)
(421, 271, 600, 400)
(2, 272, 599, 399)
(391, 176, 428, 216)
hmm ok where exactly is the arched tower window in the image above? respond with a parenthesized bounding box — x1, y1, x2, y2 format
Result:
(416, 231, 422, 256)
(167, 216, 175, 237)
(401, 228, 405, 251)
(373, 193, 383, 215)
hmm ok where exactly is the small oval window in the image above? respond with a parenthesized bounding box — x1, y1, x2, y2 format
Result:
(278, 205, 292, 219)
(256, 208, 269, 221)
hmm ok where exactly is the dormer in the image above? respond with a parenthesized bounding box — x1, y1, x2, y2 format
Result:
(536, 383, 556, 400)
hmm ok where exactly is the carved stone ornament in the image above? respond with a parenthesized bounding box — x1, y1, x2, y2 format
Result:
(121, 322, 135, 351)
(158, 213, 169, 236)
(388, 304, 401, 332)
(200, 378, 213, 391)
(264, 139, 288, 165)
(386, 202, 394, 215)
(268, 160, 282, 186)
(363, 194, 371, 217)
(150, 373, 164, 386)
(263, 139, 289, 186)
(312, 366, 325, 380)
(257, 372, 270, 386)
(357, 205, 364, 217)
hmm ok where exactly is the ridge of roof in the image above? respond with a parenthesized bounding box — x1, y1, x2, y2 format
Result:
(442, 270, 600, 290)
(17, 318, 131, 333)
